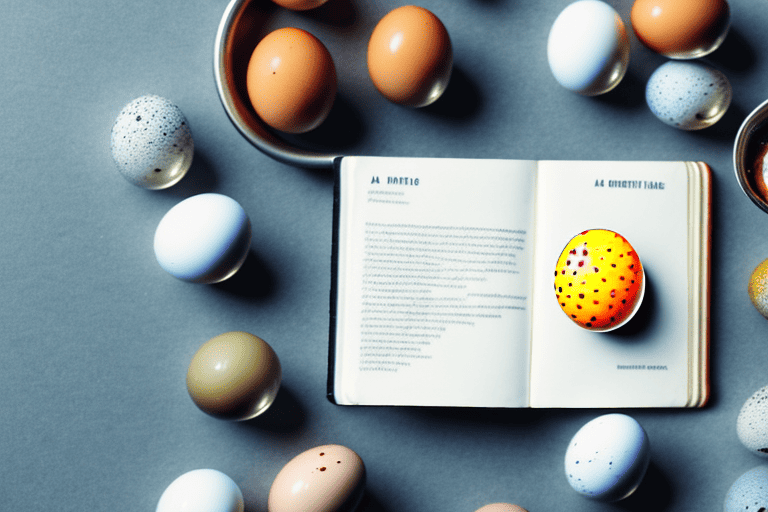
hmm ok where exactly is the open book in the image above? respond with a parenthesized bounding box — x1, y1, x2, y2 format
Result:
(328, 157, 710, 408)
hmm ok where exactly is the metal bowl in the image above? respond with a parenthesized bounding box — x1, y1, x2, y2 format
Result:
(213, 0, 339, 169)
(734, 98, 768, 214)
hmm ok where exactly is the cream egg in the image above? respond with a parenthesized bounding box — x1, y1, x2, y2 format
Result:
(110, 95, 193, 189)
(474, 504, 529, 512)
(565, 413, 650, 501)
(367, 5, 453, 107)
(268, 444, 365, 512)
(246, 27, 337, 133)
(156, 469, 244, 512)
(737, 385, 768, 456)
(749, 259, 768, 318)
(631, 0, 730, 59)
(547, 0, 630, 96)
(154, 193, 251, 284)
(724, 466, 768, 512)
(187, 331, 281, 421)
(645, 61, 731, 130)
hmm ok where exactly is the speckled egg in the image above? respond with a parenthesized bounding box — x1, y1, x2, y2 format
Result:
(268, 444, 366, 512)
(645, 61, 731, 130)
(724, 466, 768, 512)
(749, 259, 768, 319)
(554, 229, 644, 331)
(737, 385, 768, 456)
(565, 413, 651, 501)
(110, 95, 193, 189)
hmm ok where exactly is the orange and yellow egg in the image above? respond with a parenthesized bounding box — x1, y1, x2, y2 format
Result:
(554, 229, 644, 331)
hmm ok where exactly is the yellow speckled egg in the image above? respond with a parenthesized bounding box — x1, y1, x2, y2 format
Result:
(554, 229, 644, 331)
(748, 259, 768, 319)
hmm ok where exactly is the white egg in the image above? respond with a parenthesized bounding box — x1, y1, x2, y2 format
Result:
(156, 469, 244, 512)
(737, 385, 768, 457)
(154, 193, 251, 284)
(110, 95, 194, 189)
(547, 0, 630, 96)
(724, 466, 768, 512)
(646, 61, 732, 130)
(564, 413, 650, 501)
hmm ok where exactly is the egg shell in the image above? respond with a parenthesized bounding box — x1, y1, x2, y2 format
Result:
(270, 0, 328, 10)
(367, 5, 453, 107)
(724, 466, 768, 512)
(554, 229, 644, 331)
(187, 331, 281, 421)
(645, 61, 732, 130)
(110, 95, 193, 189)
(246, 27, 336, 134)
(474, 504, 529, 512)
(565, 413, 651, 501)
(154, 193, 251, 284)
(547, 0, 629, 96)
(268, 444, 366, 512)
(156, 469, 244, 512)
(737, 385, 768, 456)
(631, 0, 730, 59)
(748, 259, 768, 319)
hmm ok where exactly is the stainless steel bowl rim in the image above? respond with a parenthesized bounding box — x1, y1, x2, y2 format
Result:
(213, 0, 340, 169)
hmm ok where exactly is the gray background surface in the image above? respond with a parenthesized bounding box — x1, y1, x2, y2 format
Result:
(1, 0, 767, 510)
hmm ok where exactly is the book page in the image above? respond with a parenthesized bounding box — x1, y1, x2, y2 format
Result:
(530, 161, 694, 408)
(333, 156, 537, 407)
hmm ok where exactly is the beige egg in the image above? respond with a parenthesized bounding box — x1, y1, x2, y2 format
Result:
(474, 504, 529, 512)
(186, 331, 281, 421)
(268, 444, 366, 512)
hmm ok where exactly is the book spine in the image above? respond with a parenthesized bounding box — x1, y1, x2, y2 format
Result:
(327, 157, 345, 405)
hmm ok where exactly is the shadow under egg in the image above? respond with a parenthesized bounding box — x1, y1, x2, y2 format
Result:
(605, 270, 655, 340)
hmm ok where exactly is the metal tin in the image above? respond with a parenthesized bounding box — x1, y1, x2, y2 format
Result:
(734, 98, 768, 214)
(213, 0, 339, 169)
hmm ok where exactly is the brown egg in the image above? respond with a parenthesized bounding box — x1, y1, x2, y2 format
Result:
(271, 0, 328, 10)
(186, 331, 281, 421)
(268, 445, 366, 512)
(631, 0, 730, 59)
(367, 5, 452, 107)
(246, 27, 337, 133)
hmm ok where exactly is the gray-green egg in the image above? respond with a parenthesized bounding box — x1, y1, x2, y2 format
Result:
(737, 385, 768, 456)
(110, 95, 193, 189)
(645, 61, 731, 130)
(724, 466, 768, 512)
